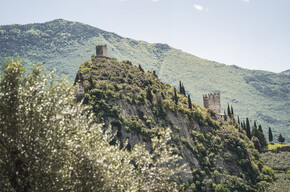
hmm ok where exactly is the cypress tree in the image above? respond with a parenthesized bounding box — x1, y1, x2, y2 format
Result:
(227, 104, 231, 118)
(258, 125, 263, 133)
(182, 83, 186, 95)
(224, 110, 227, 121)
(252, 127, 259, 138)
(254, 121, 257, 129)
(258, 127, 268, 148)
(246, 118, 251, 139)
(179, 81, 182, 93)
(231, 105, 234, 116)
(237, 116, 240, 125)
(146, 88, 153, 103)
(188, 95, 192, 110)
(278, 133, 285, 144)
(268, 127, 273, 143)
(174, 87, 178, 105)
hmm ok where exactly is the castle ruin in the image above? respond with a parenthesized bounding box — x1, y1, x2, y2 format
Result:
(96, 45, 108, 57)
(203, 93, 221, 114)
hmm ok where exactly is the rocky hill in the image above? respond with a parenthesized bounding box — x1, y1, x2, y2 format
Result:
(0, 19, 289, 142)
(73, 56, 274, 191)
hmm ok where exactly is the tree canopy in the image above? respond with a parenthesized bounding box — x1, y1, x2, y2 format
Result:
(0, 58, 184, 192)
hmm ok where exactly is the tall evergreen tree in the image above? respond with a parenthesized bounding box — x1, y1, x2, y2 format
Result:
(227, 104, 231, 118)
(182, 83, 186, 95)
(268, 127, 273, 143)
(258, 125, 267, 148)
(278, 133, 285, 144)
(242, 121, 245, 130)
(246, 118, 252, 139)
(146, 88, 153, 103)
(231, 105, 234, 116)
(188, 95, 192, 110)
(179, 81, 186, 95)
(254, 121, 257, 129)
(237, 116, 240, 125)
(258, 125, 263, 133)
(174, 87, 178, 105)
(224, 110, 227, 121)
(252, 126, 267, 148)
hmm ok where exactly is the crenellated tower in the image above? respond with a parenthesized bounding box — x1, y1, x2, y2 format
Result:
(96, 45, 108, 57)
(203, 93, 221, 114)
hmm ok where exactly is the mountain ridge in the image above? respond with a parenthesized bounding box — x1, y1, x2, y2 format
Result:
(0, 19, 289, 142)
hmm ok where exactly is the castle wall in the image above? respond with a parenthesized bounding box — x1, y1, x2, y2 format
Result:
(203, 93, 221, 114)
(96, 45, 108, 57)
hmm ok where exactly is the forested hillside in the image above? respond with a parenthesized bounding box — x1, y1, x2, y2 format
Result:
(74, 56, 274, 191)
(0, 19, 289, 142)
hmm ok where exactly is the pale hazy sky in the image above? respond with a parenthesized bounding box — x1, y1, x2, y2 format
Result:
(1, 0, 290, 73)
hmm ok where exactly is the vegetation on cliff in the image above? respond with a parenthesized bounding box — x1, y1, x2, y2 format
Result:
(0, 58, 186, 191)
(75, 56, 275, 191)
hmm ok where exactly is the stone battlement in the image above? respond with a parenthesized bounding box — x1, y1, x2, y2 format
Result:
(96, 45, 108, 57)
(203, 93, 221, 114)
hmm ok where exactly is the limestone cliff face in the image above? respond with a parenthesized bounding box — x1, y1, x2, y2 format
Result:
(75, 57, 270, 191)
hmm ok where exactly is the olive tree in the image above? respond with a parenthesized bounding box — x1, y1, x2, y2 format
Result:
(0, 58, 184, 191)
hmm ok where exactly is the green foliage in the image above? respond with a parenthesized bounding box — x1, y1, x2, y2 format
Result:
(0, 58, 185, 191)
(278, 133, 285, 144)
(268, 127, 273, 143)
(215, 184, 230, 192)
(73, 56, 275, 191)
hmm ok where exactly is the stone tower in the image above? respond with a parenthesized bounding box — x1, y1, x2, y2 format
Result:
(203, 93, 221, 114)
(96, 45, 108, 57)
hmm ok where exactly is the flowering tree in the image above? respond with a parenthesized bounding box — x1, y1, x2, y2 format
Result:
(0, 58, 184, 191)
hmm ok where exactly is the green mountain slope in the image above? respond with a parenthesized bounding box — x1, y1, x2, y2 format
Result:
(0, 19, 289, 142)
(75, 56, 274, 191)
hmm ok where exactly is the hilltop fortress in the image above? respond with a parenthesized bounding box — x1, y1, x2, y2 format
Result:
(78, 45, 224, 116)
(203, 93, 221, 114)
(96, 45, 108, 58)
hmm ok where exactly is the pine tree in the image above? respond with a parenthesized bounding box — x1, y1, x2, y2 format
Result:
(188, 95, 192, 110)
(146, 88, 153, 103)
(179, 81, 186, 95)
(268, 127, 273, 143)
(227, 104, 231, 118)
(257, 125, 267, 148)
(258, 125, 263, 133)
(182, 83, 186, 95)
(254, 120, 257, 129)
(242, 121, 245, 130)
(246, 118, 251, 139)
(231, 105, 234, 116)
(237, 116, 240, 125)
(174, 87, 178, 105)
(278, 133, 285, 144)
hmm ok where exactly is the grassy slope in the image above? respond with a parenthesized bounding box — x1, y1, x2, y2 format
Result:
(0, 19, 289, 142)
(267, 143, 290, 150)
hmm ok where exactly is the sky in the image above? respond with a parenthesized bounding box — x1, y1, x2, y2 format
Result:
(0, 0, 290, 73)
